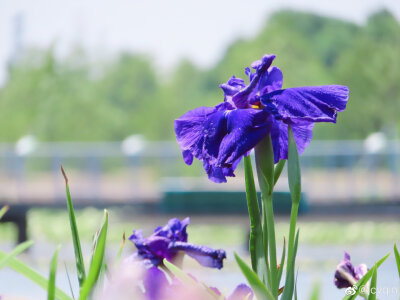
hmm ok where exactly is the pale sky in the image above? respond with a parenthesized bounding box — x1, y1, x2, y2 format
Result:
(1, 0, 400, 83)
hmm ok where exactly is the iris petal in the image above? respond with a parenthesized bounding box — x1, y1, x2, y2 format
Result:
(169, 241, 226, 269)
(270, 119, 314, 163)
(262, 85, 349, 123)
(217, 109, 271, 166)
(228, 284, 254, 300)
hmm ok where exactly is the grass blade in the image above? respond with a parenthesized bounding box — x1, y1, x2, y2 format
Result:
(343, 253, 390, 300)
(0, 250, 72, 300)
(234, 253, 275, 300)
(48, 245, 61, 300)
(394, 244, 400, 278)
(0, 240, 34, 269)
(273, 160, 286, 187)
(61, 165, 86, 287)
(164, 259, 219, 299)
(368, 265, 377, 300)
(64, 262, 76, 300)
(114, 233, 126, 267)
(277, 237, 286, 285)
(308, 281, 320, 300)
(79, 210, 108, 300)
(281, 230, 300, 300)
(0, 205, 9, 220)
(244, 155, 266, 280)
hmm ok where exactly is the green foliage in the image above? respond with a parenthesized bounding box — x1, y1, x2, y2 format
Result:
(48, 245, 61, 300)
(1, 9, 399, 142)
(0, 249, 72, 300)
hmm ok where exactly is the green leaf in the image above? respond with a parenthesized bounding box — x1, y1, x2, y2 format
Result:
(288, 126, 301, 205)
(287, 126, 301, 278)
(48, 245, 61, 300)
(79, 210, 108, 300)
(368, 265, 377, 300)
(0, 240, 34, 269)
(0, 250, 72, 300)
(343, 253, 390, 300)
(163, 259, 219, 299)
(394, 244, 400, 279)
(61, 166, 86, 287)
(163, 259, 198, 285)
(281, 230, 300, 300)
(308, 282, 320, 300)
(255, 135, 275, 195)
(277, 238, 286, 286)
(243, 155, 266, 280)
(0, 205, 9, 220)
(114, 232, 126, 267)
(234, 253, 275, 300)
(273, 160, 286, 187)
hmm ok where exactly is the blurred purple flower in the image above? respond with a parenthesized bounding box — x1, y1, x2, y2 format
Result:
(334, 251, 368, 289)
(175, 54, 349, 183)
(129, 217, 226, 269)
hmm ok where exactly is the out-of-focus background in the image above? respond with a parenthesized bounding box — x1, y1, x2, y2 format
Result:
(1, 0, 400, 299)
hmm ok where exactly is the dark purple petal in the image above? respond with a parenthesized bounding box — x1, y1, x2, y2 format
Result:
(217, 109, 271, 166)
(228, 284, 254, 300)
(169, 241, 226, 269)
(182, 150, 193, 165)
(262, 85, 349, 123)
(220, 76, 247, 107)
(261, 66, 283, 94)
(143, 267, 169, 300)
(174, 106, 218, 161)
(270, 119, 314, 163)
(232, 54, 276, 108)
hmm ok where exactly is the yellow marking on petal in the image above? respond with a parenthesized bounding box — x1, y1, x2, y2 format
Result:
(251, 105, 260, 109)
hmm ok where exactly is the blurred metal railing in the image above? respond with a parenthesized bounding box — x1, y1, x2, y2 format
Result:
(0, 138, 399, 205)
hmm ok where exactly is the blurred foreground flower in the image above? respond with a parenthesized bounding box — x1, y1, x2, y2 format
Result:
(175, 53, 349, 182)
(98, 261, 253, 300)
(334, 251, 368, 288)
(128, 217, 226, 269)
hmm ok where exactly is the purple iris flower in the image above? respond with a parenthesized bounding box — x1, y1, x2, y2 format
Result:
(174, 54, 349, 183)
(129, 217, 226, 269)
(334, 251, 368, 289)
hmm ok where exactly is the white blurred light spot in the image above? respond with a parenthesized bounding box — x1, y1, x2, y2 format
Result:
(15, 135, 37, 156)
(364, 132, 387, 153)
(121, 135, 145, 155)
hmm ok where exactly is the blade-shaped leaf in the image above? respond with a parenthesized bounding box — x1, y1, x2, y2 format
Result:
(287, 126, 301, 276)
(343, 253, 390, 300)
(79, 210, 108, 300)
(0, 205, 9, 220)
(61, 166, 86, 287)
(281, 230, 300, 300)
(164, 259, 219, 299)
(234, 253, 275, 300)
(277, 238, 286, 285)
(114, 232, 126, 267)
(0, 250, 72, 300)
(288, 126, 301, 205)
(48, 245, 61, 300)
(243, 155, 265, 280)
(308, 281, 320, 300)
(394, 244, 400, 279)
(273, 160, 286, 187)
(0, 240, 34, 269)
(367, 265, 377, 300)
